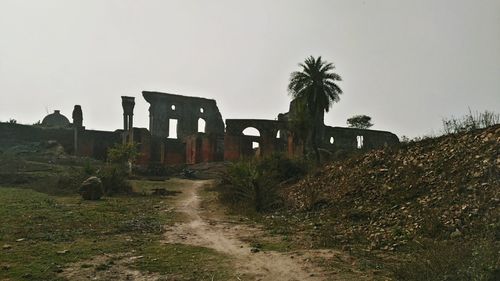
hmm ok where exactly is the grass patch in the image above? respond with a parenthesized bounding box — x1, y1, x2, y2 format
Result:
(250, 240, 294, 252)
(0, 186, 174, 280)
(129, 178, 192, 194)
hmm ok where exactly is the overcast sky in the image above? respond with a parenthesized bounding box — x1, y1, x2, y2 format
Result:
(1, 0, 499, 137)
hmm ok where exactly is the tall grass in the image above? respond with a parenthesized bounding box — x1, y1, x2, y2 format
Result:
(401, 109, 499, 144)
(442, 109, 499, 134)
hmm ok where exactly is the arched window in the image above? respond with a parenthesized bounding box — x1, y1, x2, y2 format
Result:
(198, 118, 206, 133)
(242, 127, 260, 137)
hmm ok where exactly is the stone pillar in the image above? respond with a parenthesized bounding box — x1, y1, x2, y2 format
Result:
(121, 96, 136, 143)
(121, 96, 135, 131)
(123, 115, 128, 132)
(128, 115, 133, 131)
(72, 105, 83, 155)
(72, 105, 83, 128)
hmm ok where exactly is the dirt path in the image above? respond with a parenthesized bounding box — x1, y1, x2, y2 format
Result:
(60, 179, 371, 280)
(163, 180, 328, 281)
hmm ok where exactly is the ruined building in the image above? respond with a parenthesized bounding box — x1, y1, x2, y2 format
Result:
(0, 91, 399, 166)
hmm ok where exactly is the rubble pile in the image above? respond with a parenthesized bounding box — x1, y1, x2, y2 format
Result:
(286, 125, 499, 250)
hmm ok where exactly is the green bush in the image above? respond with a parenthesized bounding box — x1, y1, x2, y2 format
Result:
(97, 142, 137, 195)
(107, 142, 139, 164)
(97, 164, 132, 195)
(256, 153, 309, 183)
(219, 153, 309, 213)
(83, 160, 97, 175)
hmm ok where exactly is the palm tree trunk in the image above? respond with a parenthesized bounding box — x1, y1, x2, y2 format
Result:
(309, 109, 320, 165)
(311, 122, 320, 165)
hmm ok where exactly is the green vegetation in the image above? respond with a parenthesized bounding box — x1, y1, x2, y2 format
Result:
(347, 114, 373, 129)
(0, 187, 166, 280)
(218, 153, 308, 213)
(247, 239, 294, 253)
(0, 184, 231, 280)
(0, 137, 232, 280)
(94, 142, 142, 195)
(288, 55, 343, 164)
(97, 165, 132, 195)
(0, 156, 93, 196)
(107, 142, 140, 165)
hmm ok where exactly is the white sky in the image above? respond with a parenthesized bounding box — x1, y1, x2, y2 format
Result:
(1, 0, 499, 137)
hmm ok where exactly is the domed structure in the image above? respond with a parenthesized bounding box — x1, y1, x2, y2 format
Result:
(41, 110, 70, 128)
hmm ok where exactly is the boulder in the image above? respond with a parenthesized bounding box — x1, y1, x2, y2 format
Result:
(79, 176, 103, 200)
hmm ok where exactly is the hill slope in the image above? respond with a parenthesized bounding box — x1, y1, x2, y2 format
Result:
(286, 125, 499, 250)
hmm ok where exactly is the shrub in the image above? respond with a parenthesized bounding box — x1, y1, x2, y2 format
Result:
(220, 160, 280, 212)
(255, 153, 308, 183)
(107, 142, 140, 165)
(219, 153, 309, 213)
(56, 170, 88, 193)
(97, 164, 132, 195)
(100, 142, 136, 195)
(83, 160, 97, 175)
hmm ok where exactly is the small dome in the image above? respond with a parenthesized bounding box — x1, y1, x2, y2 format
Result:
(41, 110, 70, 128)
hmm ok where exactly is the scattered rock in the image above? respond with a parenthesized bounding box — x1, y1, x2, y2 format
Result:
(250, 247, 260, 253)
(79, 176, 104, 200)
(129, 255, 144, 260)
(2, 244, 12, 250)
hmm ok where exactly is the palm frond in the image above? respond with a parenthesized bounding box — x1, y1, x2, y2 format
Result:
(288, 56, 343, 114)
(323, 72, 342, 81)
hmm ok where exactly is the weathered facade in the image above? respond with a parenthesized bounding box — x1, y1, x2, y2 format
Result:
(140, 91, 225, 165)
(143, 91, 224, 138)
(1, 90, 399, 166)
(224, 119, 288, 160)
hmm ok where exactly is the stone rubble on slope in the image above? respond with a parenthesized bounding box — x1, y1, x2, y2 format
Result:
(285, 125, 499, 250)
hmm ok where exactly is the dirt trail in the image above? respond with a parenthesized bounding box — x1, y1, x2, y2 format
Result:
(163, 180, 327, 281)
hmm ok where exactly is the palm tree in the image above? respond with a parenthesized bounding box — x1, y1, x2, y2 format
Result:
(288, 56, 343, 164)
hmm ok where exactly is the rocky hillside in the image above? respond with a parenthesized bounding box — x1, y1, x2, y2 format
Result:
(286, 125, 499, 250)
